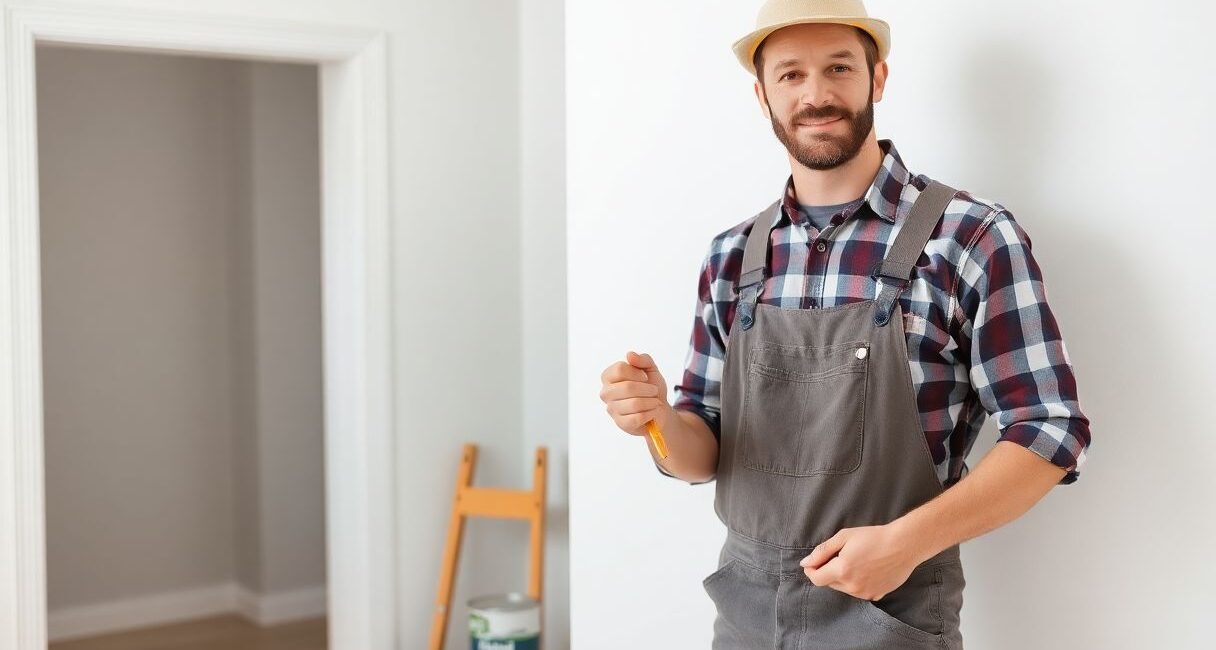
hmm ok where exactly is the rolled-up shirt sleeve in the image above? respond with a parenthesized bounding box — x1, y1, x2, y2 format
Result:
(656, 244, 729, 483)
(956, 209, 1091, 485)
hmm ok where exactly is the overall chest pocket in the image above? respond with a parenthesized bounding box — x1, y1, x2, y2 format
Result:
(740, 341, 869, 477)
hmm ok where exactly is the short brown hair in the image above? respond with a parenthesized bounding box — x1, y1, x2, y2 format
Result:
(753, 26, 879, 85)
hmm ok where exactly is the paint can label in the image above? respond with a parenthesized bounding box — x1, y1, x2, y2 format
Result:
(469, 593, 541, 650)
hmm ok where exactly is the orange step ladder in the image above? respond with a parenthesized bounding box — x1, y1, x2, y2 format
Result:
(429, 443, 547, 650)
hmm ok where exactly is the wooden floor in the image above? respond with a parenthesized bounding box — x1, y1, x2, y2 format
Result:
(49, 615, 327, 650)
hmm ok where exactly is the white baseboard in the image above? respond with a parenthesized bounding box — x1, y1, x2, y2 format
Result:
(47, 582, 327, 642)
(234, 584, 328, 626)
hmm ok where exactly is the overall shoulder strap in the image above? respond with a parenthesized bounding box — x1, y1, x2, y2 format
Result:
(872, 180, 958, 326)
(739, 199, 781, 288)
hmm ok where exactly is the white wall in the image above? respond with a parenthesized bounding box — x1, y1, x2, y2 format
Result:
(520, 0, 569, 646)
(567, 1, 1215, 649)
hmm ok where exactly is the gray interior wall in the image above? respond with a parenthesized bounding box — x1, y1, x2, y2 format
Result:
(245, 60, 326, 595)
(229, 57, 261, 594)
(37, 45, 325, 610)
(38, 45, 246, 609)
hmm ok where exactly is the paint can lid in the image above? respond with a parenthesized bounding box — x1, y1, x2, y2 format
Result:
(468, 592, 540, 612)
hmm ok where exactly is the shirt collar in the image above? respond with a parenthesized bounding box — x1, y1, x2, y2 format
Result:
(776, 138, 912, 227)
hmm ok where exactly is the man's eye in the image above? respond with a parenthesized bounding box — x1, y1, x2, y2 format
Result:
(832, 65, 852, 73)
(780, 71, 799, 81)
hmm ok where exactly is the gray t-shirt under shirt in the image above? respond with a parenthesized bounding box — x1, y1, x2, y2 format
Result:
(797, 196, 866, 232)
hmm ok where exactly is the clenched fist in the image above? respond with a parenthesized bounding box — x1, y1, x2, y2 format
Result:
(599, 350, 673, 436)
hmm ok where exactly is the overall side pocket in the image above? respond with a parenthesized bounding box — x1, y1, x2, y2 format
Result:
(858, 560, 952, 646)
(702, 558, 777, 649)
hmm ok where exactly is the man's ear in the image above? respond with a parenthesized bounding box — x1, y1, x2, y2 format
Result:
(754, 80, 772, 120)
(872, 60, 889, 103)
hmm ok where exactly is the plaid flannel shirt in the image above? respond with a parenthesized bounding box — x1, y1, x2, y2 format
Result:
(671, 139, 1091, 487)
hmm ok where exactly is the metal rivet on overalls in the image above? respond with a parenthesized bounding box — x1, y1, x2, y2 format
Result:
(855, 347, 868, 360)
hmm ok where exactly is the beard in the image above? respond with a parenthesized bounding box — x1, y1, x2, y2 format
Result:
(768, 82, 874, 171)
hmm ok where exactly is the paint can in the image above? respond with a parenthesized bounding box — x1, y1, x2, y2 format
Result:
(468, 593, 541, 650)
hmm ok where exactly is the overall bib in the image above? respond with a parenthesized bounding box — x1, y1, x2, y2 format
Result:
(704, 181, 966, 649)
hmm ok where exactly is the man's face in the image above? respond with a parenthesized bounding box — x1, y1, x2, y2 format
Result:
(754, 23, 887, 171)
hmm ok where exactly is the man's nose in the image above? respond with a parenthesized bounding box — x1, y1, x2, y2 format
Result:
(799, 80, 834, 111)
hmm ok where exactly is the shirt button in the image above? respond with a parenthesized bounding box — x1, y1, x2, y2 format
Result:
(815, 241, 827, 253)
(855, 347, 868, 360)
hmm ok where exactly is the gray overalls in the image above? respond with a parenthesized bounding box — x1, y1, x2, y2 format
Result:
(705, 181, 966, 649)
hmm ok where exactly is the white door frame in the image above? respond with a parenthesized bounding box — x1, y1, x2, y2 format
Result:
(0, 3, 395, 648)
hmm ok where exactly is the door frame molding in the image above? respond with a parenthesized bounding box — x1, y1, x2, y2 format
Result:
(0, 3, 395, 647)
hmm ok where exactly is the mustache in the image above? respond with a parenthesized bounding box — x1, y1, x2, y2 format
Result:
(792, 107, 850, 123)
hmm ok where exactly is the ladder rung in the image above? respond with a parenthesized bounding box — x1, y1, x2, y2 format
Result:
(458, 487, 538, 520)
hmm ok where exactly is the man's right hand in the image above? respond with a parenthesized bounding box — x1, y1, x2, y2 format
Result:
(598, 350, 719, 483)
(599, 350, 673, 436)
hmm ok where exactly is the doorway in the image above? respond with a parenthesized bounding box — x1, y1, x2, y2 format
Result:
(0, 6, 394, 649)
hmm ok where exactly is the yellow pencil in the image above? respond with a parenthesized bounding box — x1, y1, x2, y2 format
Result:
(645, 420, 669, 459)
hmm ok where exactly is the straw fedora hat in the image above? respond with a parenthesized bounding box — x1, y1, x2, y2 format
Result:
(732, 0, 891, 76)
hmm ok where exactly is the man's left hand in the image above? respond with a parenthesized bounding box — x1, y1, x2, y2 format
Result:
(799, 524, 919, 601)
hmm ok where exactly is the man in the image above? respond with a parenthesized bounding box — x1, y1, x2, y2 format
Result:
(597, 0, 1091, 648)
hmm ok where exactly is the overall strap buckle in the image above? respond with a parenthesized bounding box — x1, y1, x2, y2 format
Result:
(870, 263, 909, 327)
(736, 281, 764, 331)
(734, 199, 781, 333)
